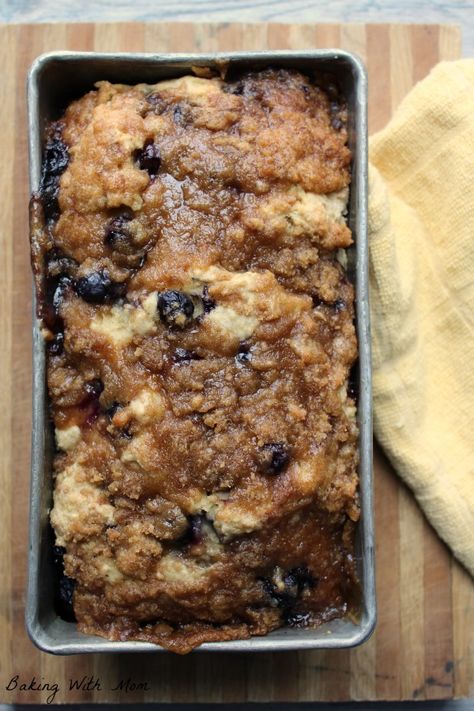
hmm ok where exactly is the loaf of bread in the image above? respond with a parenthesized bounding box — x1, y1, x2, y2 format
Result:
(30, 68, 360, 653)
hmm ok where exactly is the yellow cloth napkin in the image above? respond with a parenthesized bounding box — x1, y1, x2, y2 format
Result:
(368, 60, 474, 576)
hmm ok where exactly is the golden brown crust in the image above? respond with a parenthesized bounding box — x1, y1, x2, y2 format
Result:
(32, 68, 359, 654)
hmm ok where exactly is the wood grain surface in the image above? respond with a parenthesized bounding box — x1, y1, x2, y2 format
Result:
(4, 0, 474, 57)
(0, 20, 473, 704)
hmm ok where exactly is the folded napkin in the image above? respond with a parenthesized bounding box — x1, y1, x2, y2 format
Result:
(368, 60, 474, 576)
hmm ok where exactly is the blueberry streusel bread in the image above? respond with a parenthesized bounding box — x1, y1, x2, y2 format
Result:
(30, 68, 360, 654)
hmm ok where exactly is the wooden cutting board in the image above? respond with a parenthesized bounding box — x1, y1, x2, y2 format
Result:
(0, 20, 472, 704)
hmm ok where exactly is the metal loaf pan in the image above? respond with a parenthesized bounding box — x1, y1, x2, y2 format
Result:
(27, 50, 374, 654)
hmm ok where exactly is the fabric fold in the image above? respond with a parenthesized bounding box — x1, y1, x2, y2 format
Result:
(368, 59, 474, 577)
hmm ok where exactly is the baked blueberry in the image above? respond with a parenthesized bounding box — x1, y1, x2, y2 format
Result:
(235, 341, 251, 365)
(59, 575, 74, 608)
(135, 140, 161, 178)
(81, 379, 104, 424)
(40, 131, 69, 222)
(259, 442, 291, 474)
(201, 285, 216, 313)
(53, 545, 66, 567)
(157, 290, 195, 328)
(43, 274, 72, 333)
(259, 577, 293, 610)
(283, 610, 311, 628)
(173, 104, 184, 124)
(188, 514, 204, 544)
(260, 565, 316, 612)
(311, 294, 324, 308)
(43, 136, 69, 176)
(146, 92, 167, 114)
(43, 249, 74, 332)
(284, 566, 316, 594)
(105, 401, 121, 419)
(75, 270, 111, 303)
(105, 214, 149, 269)
(180, 512, 220, 547)
(311, 294, 346, 311)
(138, 617, 160, 629)
(348, 364, 359, 402)
(52, 545, 76, 622)
(329, 100, 344, 131)
(173, 348, 200, 363)
(48, 331, 64, 356)
(224, 82, 244, 96)
(58, 576, 76, 622)
(84, 379, 104, 400)
(75, 270, 126, 304)
(105, 214, 134, 253)
(104, 402, 131, 438)
(180, 514, 205, 546)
